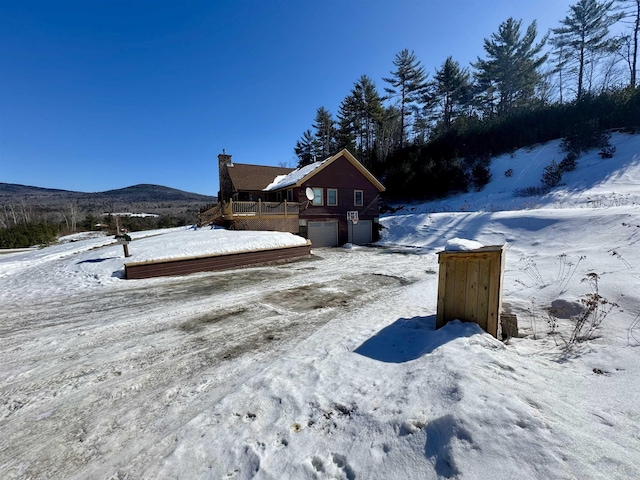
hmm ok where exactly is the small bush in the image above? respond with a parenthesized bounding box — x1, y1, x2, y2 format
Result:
(566, 273, 618, 348)
(542, 160, 562, 187)
(513, 186, 549, 197)
(599, 145, 616, 159)
(558, 151, 578, 172)
(504, 168, 513, 178)
(561, 122, 612, 156)
(471, 162, 492, 191)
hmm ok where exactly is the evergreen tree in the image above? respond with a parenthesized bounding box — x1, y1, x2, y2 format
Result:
(432, 56, 472, 131)
(616, 0, 640, 87)
(336, 76, 385, 166)
(473, 18, 547, 117)
(336, 94, 358, 153)
(551, 0, 623, 99)
(383, 49, 428, 147)
(353, 75, 384, 163)
(313, 107, 337, 160)
(375, 105, 402, 166)
(294, 129, 320, 167)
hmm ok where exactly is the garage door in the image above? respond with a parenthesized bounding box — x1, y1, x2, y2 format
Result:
(348, 220, 372, 245)
(308, 221, 338, 247)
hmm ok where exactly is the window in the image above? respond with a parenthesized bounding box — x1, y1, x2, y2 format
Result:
(276, 192, 283, 202)
(354, 190, 363, 206)
(286, 189, 294, 202)
(327, 189, 338, 206)
(312, 187, 324, 206)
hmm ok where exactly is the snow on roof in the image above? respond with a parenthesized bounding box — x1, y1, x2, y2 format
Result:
(263, 158, 329, 191)
(444, 238, 485, 251)
(263, 174, 289, 191)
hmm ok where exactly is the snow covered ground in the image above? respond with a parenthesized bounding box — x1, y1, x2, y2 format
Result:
(1, 133, 640, 479)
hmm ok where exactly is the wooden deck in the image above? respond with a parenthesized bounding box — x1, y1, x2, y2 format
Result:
(124, 241, 312, 279)
(198, 200, 300, 227)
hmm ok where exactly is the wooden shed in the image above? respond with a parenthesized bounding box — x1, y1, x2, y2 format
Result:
(436, 245, 506, 338)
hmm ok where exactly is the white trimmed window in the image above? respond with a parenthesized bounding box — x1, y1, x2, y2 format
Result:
(286, 189, 294, 201)
(354, 190, 363, 206)
(312, 187, 324, 206)
(327, 188, 338, 206)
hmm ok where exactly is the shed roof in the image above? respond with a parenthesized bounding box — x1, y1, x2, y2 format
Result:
(227, 164, 294, 192)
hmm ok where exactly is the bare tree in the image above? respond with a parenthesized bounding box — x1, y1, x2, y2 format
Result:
(69, 202, 78, 232)
(19, 199, 32, 224)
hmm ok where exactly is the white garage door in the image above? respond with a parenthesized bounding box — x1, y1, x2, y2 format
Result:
(308, 221, 338, 247)
(348, 220, 372, 245)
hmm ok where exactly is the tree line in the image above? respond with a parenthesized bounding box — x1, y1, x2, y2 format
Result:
(0, 199, 198, 248)
(293, 0, 640, 199)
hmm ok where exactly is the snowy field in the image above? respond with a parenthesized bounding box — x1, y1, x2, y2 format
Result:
(1, 134, 640, 479)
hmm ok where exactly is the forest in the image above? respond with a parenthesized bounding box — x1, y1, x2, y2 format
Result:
(293, 0, 640, 199)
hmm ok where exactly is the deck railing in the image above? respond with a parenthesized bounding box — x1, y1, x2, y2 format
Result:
(223, 200, 300, 219)
(198, 200, 300, 226)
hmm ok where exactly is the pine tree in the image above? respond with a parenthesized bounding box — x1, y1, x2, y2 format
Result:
(294, 129, 320, 167)
(353, 75, 384, 163)
(313, 107, 337, 160)
(336, 95, 358, 153)
(551, 0, 623, 99)
(383, 49, 428, 148)
(473, 18, 547, 117)
(336, 76, 385, 166)
(432, 56, 472, 131)
(616, 0, 640, 87)
(375, 105, 402, 164)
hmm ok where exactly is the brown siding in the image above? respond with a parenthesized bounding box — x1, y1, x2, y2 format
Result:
(125, 243, 312, 279)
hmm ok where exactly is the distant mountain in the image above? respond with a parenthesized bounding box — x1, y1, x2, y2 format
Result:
(0, 183, 217, 226)
(0, 182, 215, 205)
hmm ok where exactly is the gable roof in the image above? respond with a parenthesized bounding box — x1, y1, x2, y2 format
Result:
(226, 163, 294, 192)
(263, 149, 386, 192)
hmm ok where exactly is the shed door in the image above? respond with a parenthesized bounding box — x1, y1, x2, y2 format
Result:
(308, 221, 338, 247)
(348, 220, 372, 245)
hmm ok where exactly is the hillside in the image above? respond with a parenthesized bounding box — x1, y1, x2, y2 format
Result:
(0, 183, 217, 227)
(385, 132, 640, 215)
(0, 182, 216, 205)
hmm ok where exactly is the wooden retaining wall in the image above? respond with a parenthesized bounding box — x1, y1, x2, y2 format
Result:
(125, 242, 312, 279)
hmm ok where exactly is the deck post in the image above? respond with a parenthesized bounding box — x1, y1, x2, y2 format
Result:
(284, 200, 288, 218)
(258, 199, 262, 219)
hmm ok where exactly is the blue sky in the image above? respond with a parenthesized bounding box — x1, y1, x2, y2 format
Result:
(1, 0, 581, 196)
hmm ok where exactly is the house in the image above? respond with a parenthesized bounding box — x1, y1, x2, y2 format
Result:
(201, 149, 385, 247)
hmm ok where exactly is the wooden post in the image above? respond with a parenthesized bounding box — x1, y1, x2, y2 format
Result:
(284, 200, 288, 218)
(258, 199, 262, 219)
(123, 243, 130, 258)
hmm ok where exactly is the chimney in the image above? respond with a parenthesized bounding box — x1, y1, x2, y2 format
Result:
(218, 150, 233, 167)
(218, 151, 233, 203)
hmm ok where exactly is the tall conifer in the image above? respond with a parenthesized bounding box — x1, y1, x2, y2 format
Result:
(383, 49, 428, 147)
